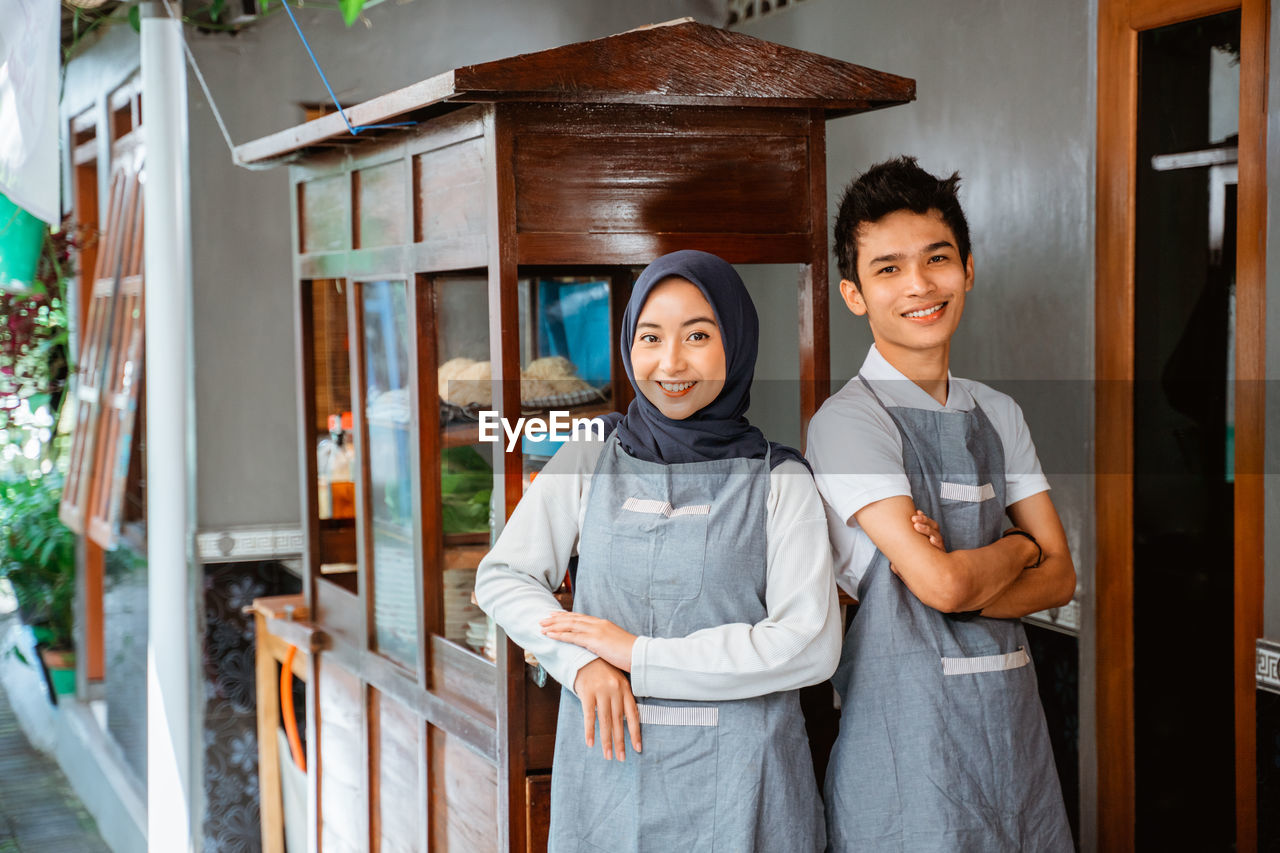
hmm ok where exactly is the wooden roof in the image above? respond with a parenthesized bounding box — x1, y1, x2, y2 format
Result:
(236, 19, 915, 165)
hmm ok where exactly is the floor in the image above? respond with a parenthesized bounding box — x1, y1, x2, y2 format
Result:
(0, 644, 110, 853)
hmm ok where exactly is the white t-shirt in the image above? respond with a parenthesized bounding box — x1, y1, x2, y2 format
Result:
(474, 434, 842, 701)
(806, 344, 1051, 597)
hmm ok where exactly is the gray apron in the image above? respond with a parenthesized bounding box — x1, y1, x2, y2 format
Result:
(548, 435, 826, 853)
(824, 378, 1072, 852)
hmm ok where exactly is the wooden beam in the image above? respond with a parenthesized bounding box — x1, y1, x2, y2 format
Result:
(798, 109, 830, 444)
(254, 609, 286, 853)
(1234, 2, 1268, 849)
(1094, 2, 1138, 849)
(486, 104, 529, 853)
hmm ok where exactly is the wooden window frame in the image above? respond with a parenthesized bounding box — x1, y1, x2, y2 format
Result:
(61, 159, 141, 534)
(60, 134, 147, 684)
(1095, 0, 1267, 849)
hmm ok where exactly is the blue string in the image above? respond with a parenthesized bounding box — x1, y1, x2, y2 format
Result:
(278, 1, 417, 135)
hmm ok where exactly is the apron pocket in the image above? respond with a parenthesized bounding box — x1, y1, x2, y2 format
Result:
(940, 645, 1030, 675)
(610, 500, 709, 601)
(936, 480, 1003, 551)
(632, 712, 720, 850)
(609, 530, 657, 599)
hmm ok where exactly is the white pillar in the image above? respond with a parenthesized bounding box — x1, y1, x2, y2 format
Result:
(141, 5, 196, 851)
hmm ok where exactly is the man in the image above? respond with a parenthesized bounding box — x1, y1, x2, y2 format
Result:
(808, 156, 1075, 851)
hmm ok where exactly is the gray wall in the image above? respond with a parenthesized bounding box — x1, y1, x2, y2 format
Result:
(732, 0, 1095, 524)
(732, 0, 1097, 846)
(183, 0, 721, 530)
(734, 5, 1095, 585)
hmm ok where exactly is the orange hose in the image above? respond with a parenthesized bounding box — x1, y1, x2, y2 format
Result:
(281, 645, 306, 772)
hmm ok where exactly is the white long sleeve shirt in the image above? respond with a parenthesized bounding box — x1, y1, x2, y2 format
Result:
(474, 434, 841, 702)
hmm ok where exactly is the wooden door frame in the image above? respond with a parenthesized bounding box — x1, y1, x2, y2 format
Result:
(1095, 0, 1268, 850)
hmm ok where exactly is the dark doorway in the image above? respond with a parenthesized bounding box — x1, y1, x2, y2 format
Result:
(1133, 10, 1239, 850)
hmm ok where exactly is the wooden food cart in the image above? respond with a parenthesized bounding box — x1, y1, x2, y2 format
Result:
(240, 20, 913, 852)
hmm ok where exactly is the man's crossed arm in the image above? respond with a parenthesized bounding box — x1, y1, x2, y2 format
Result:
(853, 491, 1075, 618)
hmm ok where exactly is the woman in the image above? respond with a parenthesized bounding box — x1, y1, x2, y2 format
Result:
(475, 250, 840, 852)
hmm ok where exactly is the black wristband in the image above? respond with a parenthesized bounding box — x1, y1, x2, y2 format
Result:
(1001, 528, 1043, 569)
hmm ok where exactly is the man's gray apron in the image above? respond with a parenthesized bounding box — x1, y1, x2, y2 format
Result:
(824, 378, 1072, 852)
(548, 435, 825, 853)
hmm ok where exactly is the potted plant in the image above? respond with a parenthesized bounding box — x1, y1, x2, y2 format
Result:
(1, 216, 77, 696)
(0, 472, 77, 697)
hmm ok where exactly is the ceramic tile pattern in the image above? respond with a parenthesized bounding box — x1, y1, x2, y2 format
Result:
(1026, 623, 1080, 848)
(202, 561, 302, 853)
(1260, 688, 1280, 851)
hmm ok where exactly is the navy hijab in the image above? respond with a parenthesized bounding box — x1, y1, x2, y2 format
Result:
(600, 250, 807, 472)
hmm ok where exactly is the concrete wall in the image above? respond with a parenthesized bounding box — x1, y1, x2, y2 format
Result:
(731, 0, 1097, 845)
(184, 0, 722, 531)
(732, 0, 1095, 518)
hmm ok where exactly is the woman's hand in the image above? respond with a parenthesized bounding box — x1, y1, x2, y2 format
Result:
(573, 659, 642, 760)
(540, 612, 637, 672)
(890, 508, 945, 577)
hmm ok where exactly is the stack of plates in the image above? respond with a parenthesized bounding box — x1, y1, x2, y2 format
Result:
(484, 616, 497, 660)
(464, 618, 489, 656)
(443, 569, 483, 644)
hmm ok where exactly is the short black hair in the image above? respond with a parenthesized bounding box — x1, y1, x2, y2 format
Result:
(834, 156, 971, 288)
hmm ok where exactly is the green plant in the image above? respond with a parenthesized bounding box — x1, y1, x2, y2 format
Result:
(0, 473, 76, 650)
(62, 0, 383, 48)
(1, 221, 74, 437)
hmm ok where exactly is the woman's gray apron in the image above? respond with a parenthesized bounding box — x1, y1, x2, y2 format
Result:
(824, 378, 1072, 852)
(548, 435, 825, 853)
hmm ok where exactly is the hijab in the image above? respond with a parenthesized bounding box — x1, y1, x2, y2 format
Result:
(600, 250, 808, 472)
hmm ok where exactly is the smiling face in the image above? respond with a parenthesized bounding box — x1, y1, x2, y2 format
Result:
(840, 208, 974, 364)
(629, 277, 727, 420)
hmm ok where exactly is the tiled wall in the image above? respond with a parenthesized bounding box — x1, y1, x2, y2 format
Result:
(1260, 688, 1280, 851)
(1026, 623, 1080, 848)
(202, 561, 302, 853)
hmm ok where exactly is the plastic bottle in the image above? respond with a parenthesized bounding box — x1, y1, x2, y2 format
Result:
(316, 426, 335, 519)
(329, 412, 356, 519)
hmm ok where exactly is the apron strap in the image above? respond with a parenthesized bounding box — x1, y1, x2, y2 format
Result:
(857, 373, 892, 412)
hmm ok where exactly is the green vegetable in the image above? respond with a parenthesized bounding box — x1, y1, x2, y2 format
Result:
(441, 446, 492, 535)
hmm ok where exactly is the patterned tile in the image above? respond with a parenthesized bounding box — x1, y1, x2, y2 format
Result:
(202, 561, 301, 853)
(1259, 688, 1280, 852)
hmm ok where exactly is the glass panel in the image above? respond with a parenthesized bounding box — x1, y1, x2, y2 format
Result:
(356, 160, 406, 249)
(309, 280, 356, 577)
(105, 546, 147, 788)
(517, 276, 615, 491)
(363, 280, 418, 667)
(1133, 11, 1238, 848)
(301, 174, 348, 253)
(431, 272, 620, 658)
(435, 275, 493, 657)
